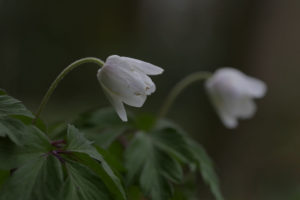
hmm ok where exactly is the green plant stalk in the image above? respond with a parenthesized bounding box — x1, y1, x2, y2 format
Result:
(158, 71, 212, 119)
(33, 57, 104, 124)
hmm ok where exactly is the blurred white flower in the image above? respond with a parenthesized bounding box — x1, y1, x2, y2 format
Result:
(97, 55, 163, 121)
(205, 68, 267, 129)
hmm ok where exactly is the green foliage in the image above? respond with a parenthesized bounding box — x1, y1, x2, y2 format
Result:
(155, 119, 224, 200)
(21, 126, 52, 153)
(61, 160, 112, 200)
(0, 123, 127, 200)
(188, 140, 224, 200)
(65, 125, 127, 200)
(97, 145, 126, 174)
(0, 117, 28, 145)
(123, 117, 224, 200)
(0, 138, 20, 169)
(91, 127, 127, 149)
(125, 131, 188, 200)
(0, 89, 225, 200)
(0, 93, 33, 118)
(14, 115, 48, 133)
(0, 92, 34, 145)
(83, 107, 128, 129)
(133, 114, 156, 132)
(0, 156, 63, 200)
(151, 127, 194, 164)
(127, 186, 144, 200)
(62, 108, 131, 149)
(72, 107, 129, 131)
(0, 125, 58, 200)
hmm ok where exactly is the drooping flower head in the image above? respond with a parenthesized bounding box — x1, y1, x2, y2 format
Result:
(97, 55, 164, 121)
(205, 67, 267, 128)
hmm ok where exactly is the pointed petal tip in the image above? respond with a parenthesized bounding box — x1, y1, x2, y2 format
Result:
(247, 77, 268, 98)
(220, 113, 239, 129)
(115, 106, 128, 122)
(224, 121, 238, 129)
(148, 65, 164, 75)
(119, 116, 128, 122)
(100, 83, 128, 122)
(156, 67, 164, 74)
(258, 81, 267, 97)
(113, 101, 128, 122)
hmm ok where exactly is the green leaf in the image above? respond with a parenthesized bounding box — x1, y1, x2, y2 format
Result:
(0, 117, 47, 147)
(151, 127, 194, 164)
(139, 154, 173, 200)
(0, 93, 33, 118)
(125, 132, 183, 200)
(133, 114, 156, 132)
(0, 125, 51, 171)
(61, 160, 112, 200)
(188, 140, 224, 200)
(68, 107, 130, 149)
(87, 107, 127, 129)
(65, 125, 127, 200)
(0, 138, 20, 169)
(154, 118, 188, 136)
(0, 123, 119, 200)
(0, 124, 120, 200)
(9, 126, 52, 167)
(89, 127, 127, 149)
(169, 173, 200, 200)
(48, 121, 68, 139)
(154, 119, 224, 200)
(0, 92, 38, 145)
(14, 115, 47, 133)
(169, 190, 189, 200)
(0, 155, 63, 200)
(0, 117, 28, 145)
(97, 146, 126, 173)
(21, 126, 52, 156)
(127, 186, 143, 200)
(74, 107, 129, 130)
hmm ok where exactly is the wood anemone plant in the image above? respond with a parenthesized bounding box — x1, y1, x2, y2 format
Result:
(0, 56, 266, 200)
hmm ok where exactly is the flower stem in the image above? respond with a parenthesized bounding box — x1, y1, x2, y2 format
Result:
(33, 57, 104, 124)
(157, 71, 212, 119)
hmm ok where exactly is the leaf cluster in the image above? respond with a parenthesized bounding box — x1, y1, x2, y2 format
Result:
(0, 89, 224, 200)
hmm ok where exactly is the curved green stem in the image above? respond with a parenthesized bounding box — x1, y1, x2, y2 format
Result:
(33, 57, 104, 124)
(158, 71, 212, 119)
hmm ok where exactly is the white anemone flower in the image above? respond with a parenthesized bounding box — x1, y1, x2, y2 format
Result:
(205, 67, 267, 129)
(97, 55, 164, 121)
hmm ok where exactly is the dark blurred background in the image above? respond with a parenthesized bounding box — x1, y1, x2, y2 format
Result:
(1, 0, 300, 199)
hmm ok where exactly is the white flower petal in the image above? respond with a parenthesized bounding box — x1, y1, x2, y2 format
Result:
(206, 67, 266, 128)
(221, 93, 256, 119)
(97, 55, 163, 121)
(121, 56, 164, 75)
(208, 91, 238, 129)
(121, 94, 147, 108)
(99, 59, 157, 107)
(100, 67, 147, 107)
(138, 72, 156, 95)
(235, 98, 256, 119)
(99, 64, 146, 97)
(100, 83, 128, 121)
(244, 77, 267, 98)
(219, 110, 238, 129)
